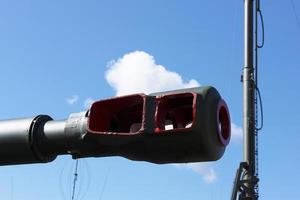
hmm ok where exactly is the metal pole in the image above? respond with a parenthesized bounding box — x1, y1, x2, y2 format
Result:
(243, 0, 257, 198)
(231, 1, 260, 199)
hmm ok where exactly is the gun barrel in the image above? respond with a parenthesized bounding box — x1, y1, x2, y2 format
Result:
(0, 86, 231, 166)
(0, 115, 56, 165)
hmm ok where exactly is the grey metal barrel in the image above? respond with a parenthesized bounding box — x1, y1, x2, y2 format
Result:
(0, 86, 231, 166)
(0, 115, 56, 165)
(0, 112, 88, 165)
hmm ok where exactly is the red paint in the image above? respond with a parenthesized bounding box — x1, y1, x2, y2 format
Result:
(88, 94, 146, 135)
(217, 100, 231, 146)
(154, 93, 196, 133)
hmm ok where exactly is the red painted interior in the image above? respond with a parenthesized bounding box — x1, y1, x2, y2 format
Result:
(88, 94, 144, 134)
(155, 93, 195, 133)
(217, 100, 231, 145)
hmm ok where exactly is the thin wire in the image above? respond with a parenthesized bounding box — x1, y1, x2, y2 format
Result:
(59, 159, 69, 200)
(71, 159, 79, 200)
(254, 0, 264, 132)
(255, 86, 264, 131)
(78, 159, 91, 200)
(254, 3, 258, 132)
(257, 9, 265, 48)
(290, 0, 300, 30)
(254, 0, 265, 198)
(226, 0, 240, 99)
(99, 168, 111, 200)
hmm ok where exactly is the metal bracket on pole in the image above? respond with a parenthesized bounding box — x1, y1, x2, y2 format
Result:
(231, 162, 259, 200)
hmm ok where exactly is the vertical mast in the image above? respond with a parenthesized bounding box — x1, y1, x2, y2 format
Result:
(243, 0, 255, 174)
(243, 0, 257, 198)
(232, 1, 261, 199)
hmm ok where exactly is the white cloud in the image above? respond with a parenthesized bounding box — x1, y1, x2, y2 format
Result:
(172, 123, 242, 184)
(105, 51, 199, 96)
(66, 95, 97, 109)
(84, 97, 95, 109)
(66, 95, 79, 105)
(104, 50, 243, 183)
(173, 163, 217, 183)
(231, 122, 243, 142)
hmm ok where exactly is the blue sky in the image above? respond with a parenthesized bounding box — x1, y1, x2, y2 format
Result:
(0, 0, 299, 199)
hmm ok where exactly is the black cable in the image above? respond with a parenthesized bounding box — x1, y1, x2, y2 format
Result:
(254, 0, 264, 131)
(254, 1, 264, 197)
(71, 159, 79, 200)
(257, 9, 265, 49)
(255, 0, 265, 83)
(255, 85, 264, 131)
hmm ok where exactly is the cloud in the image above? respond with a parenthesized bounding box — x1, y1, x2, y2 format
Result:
(66, 95, 96, 109)
(66, 95, 79, 105)
(84, 97, 95, 109)
(104, 51, 243, 183)
(231, 122, 243, 142)
(174, 123, 242, 183)
(105, 51, 199, 96)
(173, 163, 217, 183)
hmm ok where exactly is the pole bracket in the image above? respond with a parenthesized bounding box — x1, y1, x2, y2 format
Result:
(231, 162, 259, 200)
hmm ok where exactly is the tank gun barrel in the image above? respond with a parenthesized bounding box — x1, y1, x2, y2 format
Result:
(0, 86, 231, 166)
